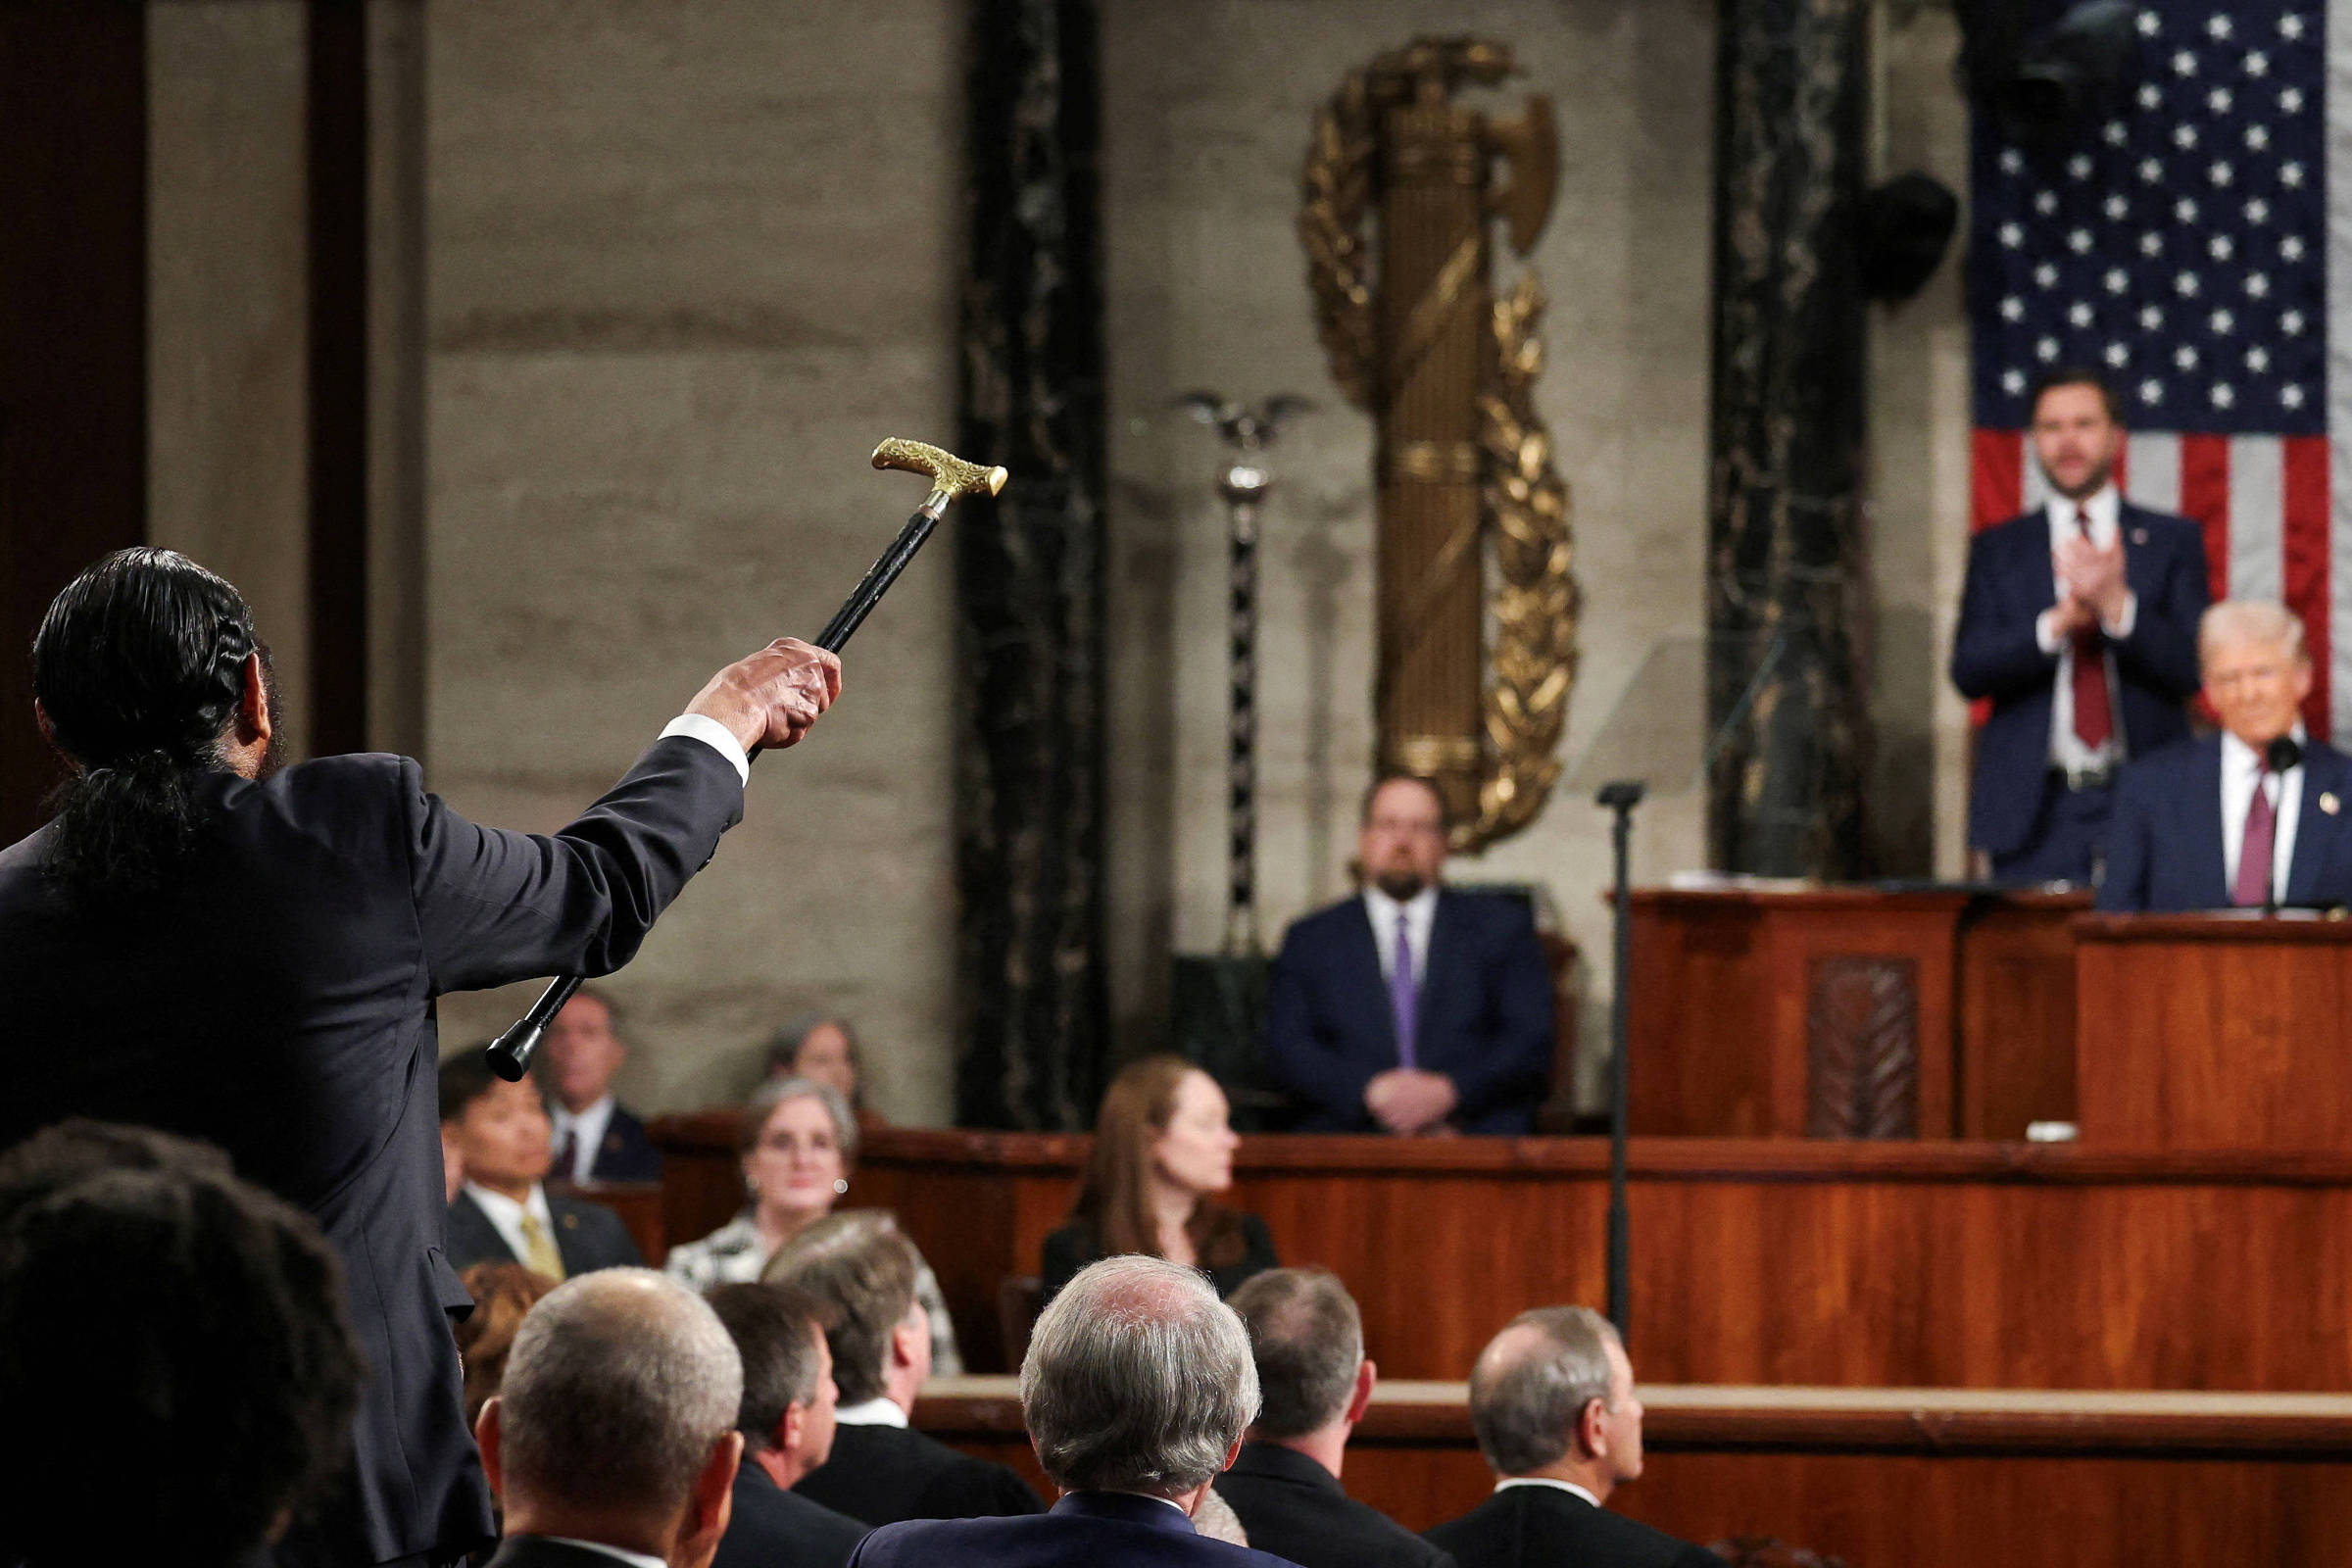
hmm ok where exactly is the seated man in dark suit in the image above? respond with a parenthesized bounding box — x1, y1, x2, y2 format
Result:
(707, 1282, 869, 1568)
(441, 1053, 642, 1279)
(1951, 367, 2209, 882)
(474, 1269, 743, 1568)
(1427, 1307, 1719, 1568)
(538, 987, 663, 1183)
(1264, 775, 1555, 1134)
(1215, 1268, 1453, 1568)
(2101, 600, 2352, 911)
(850, 1255, 1298, 1568)
(773, 1211, 1041, 1524)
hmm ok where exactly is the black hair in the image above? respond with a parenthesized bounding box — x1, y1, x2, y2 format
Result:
(2027, 365, 2124, 423)
(0, 1146, 362, 1565)
(707, 1281, 839, 1451)
(30, 548, 271, 904)
(438, 1048, 507, 1124)
(0, 1118, 229, 1232)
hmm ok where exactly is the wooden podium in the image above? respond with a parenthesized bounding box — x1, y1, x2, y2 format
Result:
(2076, 914, 2352, 1148)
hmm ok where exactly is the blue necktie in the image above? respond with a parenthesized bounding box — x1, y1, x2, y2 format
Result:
(1390, 917, 1418, 1068)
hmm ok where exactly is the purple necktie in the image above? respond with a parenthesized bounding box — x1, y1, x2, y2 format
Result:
(2233, 764, 2278, 907)
(1390, 918, 1418, 1068)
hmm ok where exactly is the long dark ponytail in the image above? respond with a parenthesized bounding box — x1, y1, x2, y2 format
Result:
(30, 548, 265, 903)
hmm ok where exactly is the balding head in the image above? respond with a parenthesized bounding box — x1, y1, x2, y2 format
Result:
(1228, 1267, 1364, 1439)
(1020, 1255, 1259, 1497)
(1469, 1307, 1643, 1497)
(490, 1270, 743, 1528)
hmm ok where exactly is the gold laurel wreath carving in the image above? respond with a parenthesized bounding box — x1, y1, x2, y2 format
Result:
(1298, 42, 1581, 852)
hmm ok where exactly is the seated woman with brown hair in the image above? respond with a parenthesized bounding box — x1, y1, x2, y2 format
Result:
(451, 1261, 559, 1426)
(1039, 1054, 1278, 1305)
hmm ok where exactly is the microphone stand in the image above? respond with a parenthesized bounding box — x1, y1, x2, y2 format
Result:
(1596, 627, 1792, 1342)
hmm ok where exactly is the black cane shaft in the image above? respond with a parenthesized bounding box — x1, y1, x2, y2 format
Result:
(487, 495, 956, 1083)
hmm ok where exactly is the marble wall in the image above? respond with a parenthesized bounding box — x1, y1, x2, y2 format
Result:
(421, 0, 965, 1120)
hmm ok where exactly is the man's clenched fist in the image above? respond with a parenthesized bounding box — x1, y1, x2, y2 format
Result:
(687, 638, 844, 754)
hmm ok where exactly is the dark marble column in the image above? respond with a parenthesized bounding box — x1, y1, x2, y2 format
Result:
(1704, 0, 1874, 878)
(954, 0, 1110, 1129)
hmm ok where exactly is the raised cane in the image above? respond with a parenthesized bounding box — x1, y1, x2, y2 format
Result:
(484, 439, 1008, 1081)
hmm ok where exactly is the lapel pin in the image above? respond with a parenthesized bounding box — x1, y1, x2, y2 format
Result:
(2131, 527, 2148, 545)
(2323, 792, 2340, 816)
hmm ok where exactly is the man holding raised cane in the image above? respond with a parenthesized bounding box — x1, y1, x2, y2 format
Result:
(0, 547, 840, 1568)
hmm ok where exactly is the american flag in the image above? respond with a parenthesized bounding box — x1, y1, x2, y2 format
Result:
(1969, 0, 2341, 736)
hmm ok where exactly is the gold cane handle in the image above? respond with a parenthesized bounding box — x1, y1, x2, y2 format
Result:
(872, 438, 1009, 506)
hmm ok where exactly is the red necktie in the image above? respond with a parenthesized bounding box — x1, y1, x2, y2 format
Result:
(2233, 764, 2278, 906)
(2070, 506, 2113, 749)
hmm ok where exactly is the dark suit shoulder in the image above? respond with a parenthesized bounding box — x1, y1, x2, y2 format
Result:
(852, 1509, 1294, 1568)
(1429, 1488, 1720, 1568)
(550, 1191, 645, 1271)
(1216, 1456, 1453, 1568)
(716, 1467, 868, 1568)
(799, 1424, 1041, 1526)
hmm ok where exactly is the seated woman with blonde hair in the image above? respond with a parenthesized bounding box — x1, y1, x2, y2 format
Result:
(1039, 1054, 1278, 1305)
(663, 1074, 962, 1373)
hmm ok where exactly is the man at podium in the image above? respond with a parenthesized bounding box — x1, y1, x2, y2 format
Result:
(2099, 601, 2352, 911)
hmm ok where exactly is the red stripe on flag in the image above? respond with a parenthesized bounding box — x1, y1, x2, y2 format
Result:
(2179, 434, 2231, 604)
(1971, 429, 2022, 532)
(2283, 434, 2330, 741)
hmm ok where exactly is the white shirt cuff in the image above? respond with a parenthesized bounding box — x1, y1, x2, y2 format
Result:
(659, 713, 751, 787)
(2102, 591, 2137, 641)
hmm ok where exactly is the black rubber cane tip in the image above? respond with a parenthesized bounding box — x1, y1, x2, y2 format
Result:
(484, 1025, 540, 1083)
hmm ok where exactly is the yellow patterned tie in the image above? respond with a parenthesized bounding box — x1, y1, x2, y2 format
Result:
(518, 1211, 566, 1281)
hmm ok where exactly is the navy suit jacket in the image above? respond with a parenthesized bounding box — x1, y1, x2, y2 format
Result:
(576, 1102, 662, 1183)
(443, 1186, 645, 1277)
(849, 1490, 1302, 1568)
(2097, 735, 2352, 911)
(0, 736, 744, 1564)
(714, 1463, 869, 1568)
(1951, 503, 2208, 856)
(1262, 890, 1554, 1134)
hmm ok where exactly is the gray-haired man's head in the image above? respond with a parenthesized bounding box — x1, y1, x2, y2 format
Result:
(1468, 1306, 1644, 1497)
(1227, 1267, 1365, 1440)
(489, 1269, 744, 1525)
(1020, 1255, 1260, 1498)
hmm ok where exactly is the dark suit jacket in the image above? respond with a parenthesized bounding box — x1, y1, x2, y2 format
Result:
(1951, 503, 2209, 857)
(714, 1462, 869, 1568)
(1039, 1211, 1279, 1306)
(2097, 735, 2352, 911)
(583, 1102, 662, 1182)
(1213, 1442, 1453, 1568)
(1426, 1486, 1722, 1568)
(1263, 890, 1554, 1134)
(795, 1421, 1045, 1527)
(443, 1186, 645, 1277)
(483, 1537, 673, 1568)
(0, 736, 744, 1564)
(850, 1489, 1301, 1568)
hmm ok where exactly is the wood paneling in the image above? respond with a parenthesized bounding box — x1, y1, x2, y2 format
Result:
(913, 1380, 2352, 1562)
(651, 1121, 2352, 1387)
(1627, 890, 2084, 1139)
(2078, 915, 2352, 1149)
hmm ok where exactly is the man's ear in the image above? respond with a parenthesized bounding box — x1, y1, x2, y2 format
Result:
(474, 1398, 506, 1499)
(778, 1401, 807, 1461)
(1219, 1436, 1243, 1473)
(1575, 1396, 1607, 1462)
(1344, 1358, 1377, 1426)
(237, 651, 272, 744)
(677, 1430, 743, 1568)
(890, 1314, 923, 1369)
(31, 701, 54, 751)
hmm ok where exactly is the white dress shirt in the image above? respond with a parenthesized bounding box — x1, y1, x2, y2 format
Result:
(660, 712, 751, 785)
(834, 1396, 910, 1428)
(1363, 885, 1438, 985)
(543, 1540, 665, 1568)
(549, 1093, 616, 1186)
(2032, 486, 2138, 772)
(462, 1180, 558, 1268)
(1495, 1477, 1603, 1508)
(2221, 726, 2305, 900)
